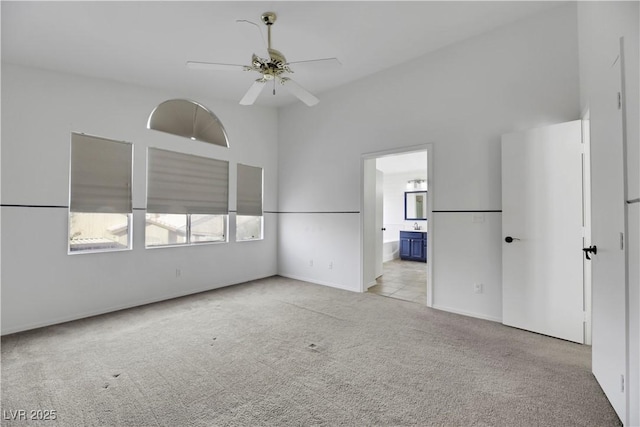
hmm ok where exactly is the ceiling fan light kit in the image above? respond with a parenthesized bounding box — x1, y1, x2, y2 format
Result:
(187, 11, 340, 107)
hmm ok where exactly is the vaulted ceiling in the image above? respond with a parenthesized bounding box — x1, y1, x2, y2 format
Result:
(1, 1, 565, 107)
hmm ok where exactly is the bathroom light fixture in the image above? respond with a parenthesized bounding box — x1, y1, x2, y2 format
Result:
(147, 99, 229, 147)
(407, 179, 426, 190)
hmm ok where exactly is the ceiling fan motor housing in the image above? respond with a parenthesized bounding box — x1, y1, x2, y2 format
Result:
(267, 49, 287, 67)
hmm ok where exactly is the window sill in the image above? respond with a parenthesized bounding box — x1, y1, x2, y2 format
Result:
(145, 240, 227, 249)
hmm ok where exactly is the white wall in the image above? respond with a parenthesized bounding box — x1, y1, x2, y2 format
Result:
(277, 213, 360, 291)
(577, 2, 639, 424)
(1, 64, 279, 335)
(277, 4, 580, 320)
(381, 171, 428, 242)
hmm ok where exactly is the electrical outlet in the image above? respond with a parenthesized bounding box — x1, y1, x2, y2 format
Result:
(329, 261, 333, 270)
(176, 268, 181, 278)
(309, 259, 314, 267)
(473, 283, 483, 294)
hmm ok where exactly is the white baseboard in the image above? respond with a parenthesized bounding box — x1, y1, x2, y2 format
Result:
(278, 273, 359, 293)
(432, 304, 502, 323)
(1, 275, 275, 336)
(383, 254, 400, 263)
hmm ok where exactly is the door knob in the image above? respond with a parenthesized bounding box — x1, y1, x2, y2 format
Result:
(505, 236, 520, 243)
(583, 245, 597, 260)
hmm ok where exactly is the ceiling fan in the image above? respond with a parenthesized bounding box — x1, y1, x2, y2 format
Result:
(187, 12, 340, 106)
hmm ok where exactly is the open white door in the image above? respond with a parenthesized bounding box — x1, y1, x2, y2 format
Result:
(502, 120, 585, 344)
(589, 48, 627, 421)
(375, 170, 384, 278)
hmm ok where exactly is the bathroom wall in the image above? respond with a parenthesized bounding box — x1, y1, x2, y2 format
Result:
(380, 170, 428, 242)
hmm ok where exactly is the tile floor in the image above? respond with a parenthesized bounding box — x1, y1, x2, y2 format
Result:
(367, 258, 427, 304)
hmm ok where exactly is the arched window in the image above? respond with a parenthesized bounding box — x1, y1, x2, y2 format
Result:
(147, 99, 229, 147)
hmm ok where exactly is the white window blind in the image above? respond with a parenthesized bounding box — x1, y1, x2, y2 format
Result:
(237, 164, 263, 216)
(147, 148, 228, 215)
(69, 133, 132, 213)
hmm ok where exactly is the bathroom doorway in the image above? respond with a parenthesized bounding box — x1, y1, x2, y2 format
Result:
(361, 145, 433, 306)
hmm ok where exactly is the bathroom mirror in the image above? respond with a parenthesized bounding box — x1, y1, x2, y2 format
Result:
(405, 191, 428, 220)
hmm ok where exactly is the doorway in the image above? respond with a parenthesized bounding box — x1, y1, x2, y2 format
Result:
(361, 145, 433, 306)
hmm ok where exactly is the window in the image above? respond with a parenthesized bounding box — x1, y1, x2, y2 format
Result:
(144, 213, 187, 246)
(68, 133, 133, 253)
(191, 214, 226, 243)
(236, 164, 263, 241)
(146, 148, 228, 247)
(147, 99, 230, 147)
(236, 215, 263, 241)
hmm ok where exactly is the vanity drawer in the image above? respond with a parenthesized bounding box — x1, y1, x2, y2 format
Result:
(400, 231, 425, 240)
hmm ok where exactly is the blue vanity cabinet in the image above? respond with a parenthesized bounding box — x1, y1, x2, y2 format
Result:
(399, 231, 427, 262)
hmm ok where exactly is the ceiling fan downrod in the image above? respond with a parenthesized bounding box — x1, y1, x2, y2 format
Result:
(261, 12, 277, 50)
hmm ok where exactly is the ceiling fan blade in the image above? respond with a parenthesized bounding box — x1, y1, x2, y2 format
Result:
(287, 57, 342, 67)
(278, 77, 319, 107)
(236, 19, 270, 59)
(240, 79, 267, 105)
(186, 61, 247, 71)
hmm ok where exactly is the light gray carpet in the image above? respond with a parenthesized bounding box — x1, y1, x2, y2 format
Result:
(1, 276, 621, 426)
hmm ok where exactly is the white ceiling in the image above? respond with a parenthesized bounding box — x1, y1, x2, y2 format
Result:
(1, 1, 564, 108)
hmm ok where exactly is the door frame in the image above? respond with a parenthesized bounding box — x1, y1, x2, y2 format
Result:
(360, 143, 434, 307)
(582, 108, 593, 345)
(374, 169, 384, 279)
